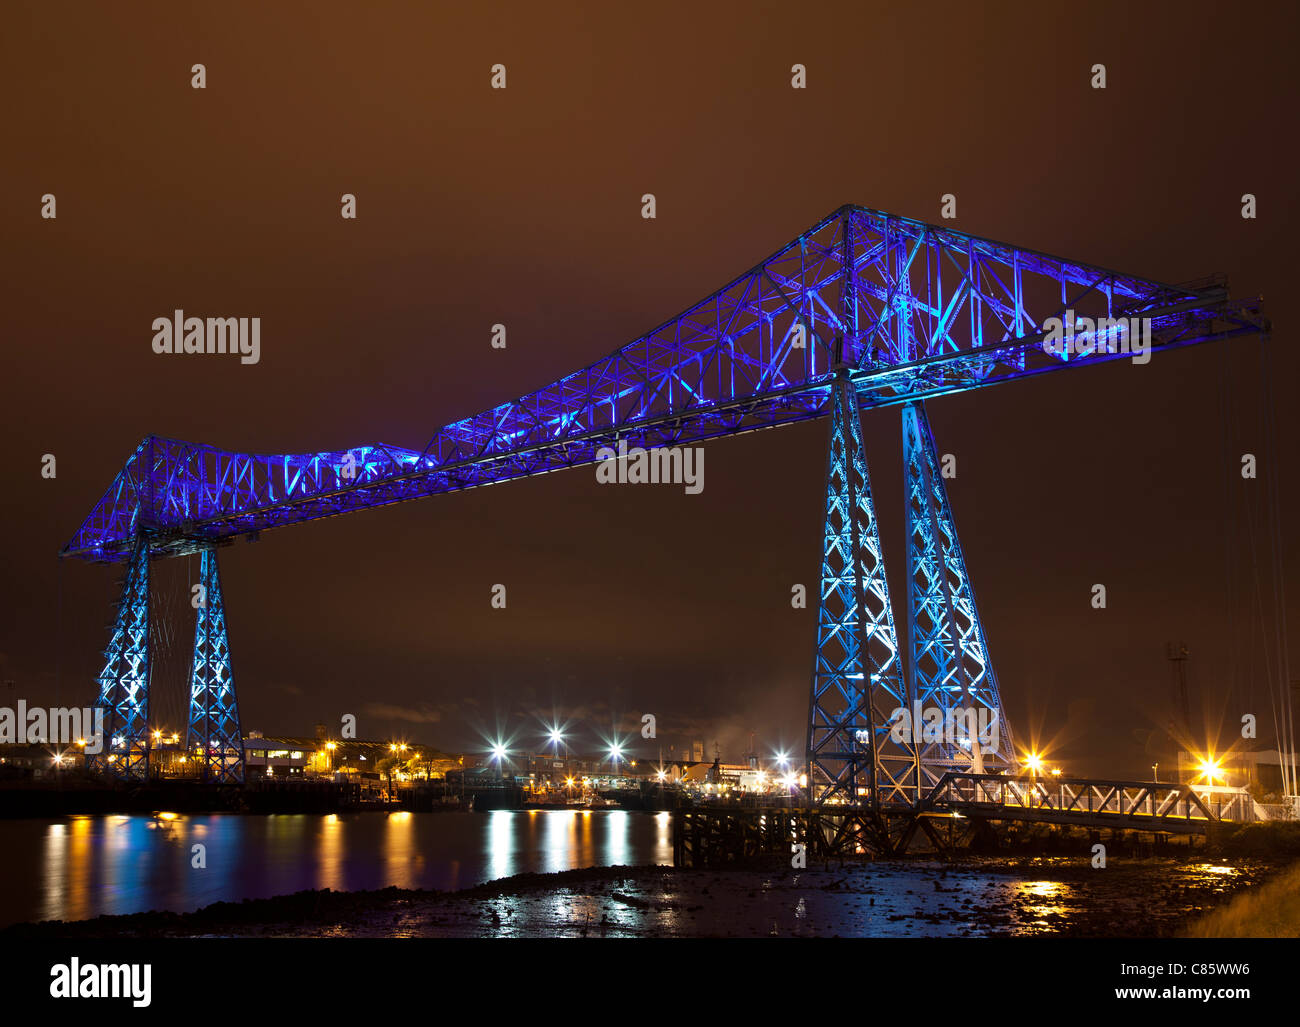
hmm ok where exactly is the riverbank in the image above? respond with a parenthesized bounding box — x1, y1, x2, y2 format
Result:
(9, 855, 1294, 939)
(1180, 859, 1300, 937)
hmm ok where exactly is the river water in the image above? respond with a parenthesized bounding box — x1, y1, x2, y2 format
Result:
(0, 809, 673, 928)
(1, 810, 1279, 936)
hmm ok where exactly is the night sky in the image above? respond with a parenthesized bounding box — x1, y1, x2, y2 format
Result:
(4, 1, 1296, 777)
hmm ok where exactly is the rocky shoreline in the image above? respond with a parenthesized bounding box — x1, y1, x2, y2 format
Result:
(7, 855, 1295, 939)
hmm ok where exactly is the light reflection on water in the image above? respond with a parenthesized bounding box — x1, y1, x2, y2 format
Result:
(3, 816, 1261, 935)
(0, 810, 673, 928)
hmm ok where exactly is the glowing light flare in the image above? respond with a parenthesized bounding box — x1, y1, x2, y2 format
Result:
(1198, 756, 1223, 782)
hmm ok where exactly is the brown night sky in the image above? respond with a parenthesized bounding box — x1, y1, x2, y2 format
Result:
(3, 1, 1297, 775)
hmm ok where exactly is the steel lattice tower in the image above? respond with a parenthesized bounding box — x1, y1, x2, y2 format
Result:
(807, 374, 919, 806)
(186, 548, 245, 784)
(89, 537, 151, 779)
(902, 401, 1015, 780)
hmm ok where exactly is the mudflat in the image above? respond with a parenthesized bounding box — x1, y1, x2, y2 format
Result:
(8, 856, 1293, 939)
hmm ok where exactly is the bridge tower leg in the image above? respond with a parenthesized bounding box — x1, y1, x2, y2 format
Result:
(806, 374, 919, 807)
(186, 547, 245, 784)
(902, 401, 1016, 784)
(89, 534, 152, 780)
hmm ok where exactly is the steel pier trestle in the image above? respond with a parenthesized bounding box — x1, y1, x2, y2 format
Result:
(63, 204, 1269, 785)
(672, 776, 1259, 866)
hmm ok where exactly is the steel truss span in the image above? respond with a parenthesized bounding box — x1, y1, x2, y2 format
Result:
(62, 204, 1266, 563)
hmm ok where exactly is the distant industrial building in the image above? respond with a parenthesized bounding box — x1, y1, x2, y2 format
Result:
(243, 729, 462, 783)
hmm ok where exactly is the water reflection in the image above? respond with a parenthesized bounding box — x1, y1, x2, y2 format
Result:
(384, 811, 415, 889)
(318, 814, 343, 892)
(1016, 880, 1070, 930)
(1, 810, 675, 928)
(488, 810, 515, 882)
(544, 811, 576, 874)
(604, 811, 628, 865)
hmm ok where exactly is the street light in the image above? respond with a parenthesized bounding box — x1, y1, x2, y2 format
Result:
(490, 741, 509, 780)
(546, 727, 567, 790)
(608, 743, 623, 777)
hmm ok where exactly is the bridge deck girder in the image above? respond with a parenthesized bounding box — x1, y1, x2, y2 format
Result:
(62, 205, 1268, 562)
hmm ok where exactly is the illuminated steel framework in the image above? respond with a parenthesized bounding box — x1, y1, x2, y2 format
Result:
(807, 375, 918, 806)
(903, 401, 1016, 779)
(187, 548, 245, 783)
(63, 205, 1267, 795)
(88, 538, 151, 779)
(87, 541, 245, 782)
(63, 206, 1265, 564)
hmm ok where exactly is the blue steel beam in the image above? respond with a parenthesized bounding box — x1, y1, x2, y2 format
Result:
(62, 205, 1268, 562)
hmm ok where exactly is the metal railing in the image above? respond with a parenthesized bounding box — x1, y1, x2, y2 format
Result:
(924, 773, 1257, 826)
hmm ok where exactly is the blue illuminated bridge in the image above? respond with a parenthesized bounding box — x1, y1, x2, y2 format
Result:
(64, 205, 1270, 837)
